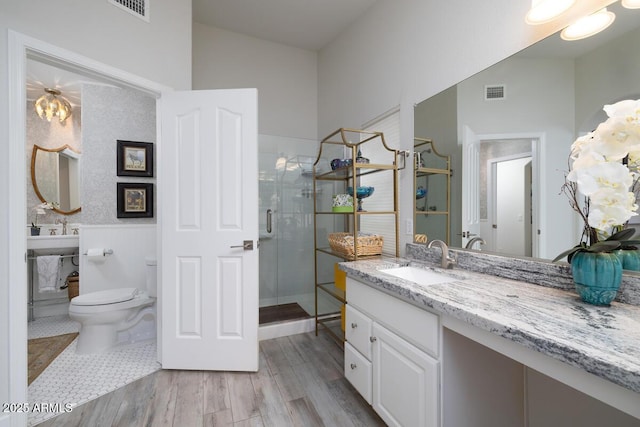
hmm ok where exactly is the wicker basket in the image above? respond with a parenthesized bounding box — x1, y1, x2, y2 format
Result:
(328, 232, 383, 258)
(67, 274, 79, 300)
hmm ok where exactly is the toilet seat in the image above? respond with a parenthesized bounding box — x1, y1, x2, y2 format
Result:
(69, 288, 153, 315)
(72, 287, 139, 306)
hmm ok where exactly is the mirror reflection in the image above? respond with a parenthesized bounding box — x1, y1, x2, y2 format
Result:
(413, 138, 451, 245)
(31, 144, 81, 215)
(414, 2, 640, 262)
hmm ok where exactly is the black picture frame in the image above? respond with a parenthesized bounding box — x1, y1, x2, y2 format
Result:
(117, 140, 154, 177)
(117, 183, 154, 218)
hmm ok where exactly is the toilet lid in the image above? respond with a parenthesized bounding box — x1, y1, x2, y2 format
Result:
(72, 287, 139, 306)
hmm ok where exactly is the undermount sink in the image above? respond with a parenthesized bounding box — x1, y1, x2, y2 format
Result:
(27, 234, 79, 250)
(379, 265, 459, 285)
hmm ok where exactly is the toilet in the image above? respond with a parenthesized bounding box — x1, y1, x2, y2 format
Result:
(69, 256, 157, 354)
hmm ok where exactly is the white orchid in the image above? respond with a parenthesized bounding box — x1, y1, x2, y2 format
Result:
(563, 98, 640, 246)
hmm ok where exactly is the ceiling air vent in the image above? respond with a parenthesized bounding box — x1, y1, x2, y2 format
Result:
(109, 0, 150, 22)
(484, 84, 506, 101)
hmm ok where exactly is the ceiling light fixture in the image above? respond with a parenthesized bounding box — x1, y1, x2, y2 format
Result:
(34, 88, 72, 123)
(622, 0, 640, 9)
(560, 8, 616, 41)
(525, 0, 576, 24)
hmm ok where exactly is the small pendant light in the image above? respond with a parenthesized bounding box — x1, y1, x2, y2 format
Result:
(34, 88, 72, 123)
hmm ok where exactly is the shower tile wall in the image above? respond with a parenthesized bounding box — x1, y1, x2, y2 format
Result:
(259, 135, 317, 314)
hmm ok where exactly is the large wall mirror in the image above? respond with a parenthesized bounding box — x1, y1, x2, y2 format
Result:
(31, 144, 81, 215)
(414, 2, 640, 264)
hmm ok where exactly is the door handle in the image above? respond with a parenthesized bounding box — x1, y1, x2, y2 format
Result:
(230, 240, 254, 250)
(266, 209, 272, 234)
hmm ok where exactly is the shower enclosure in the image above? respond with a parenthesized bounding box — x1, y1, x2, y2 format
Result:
(258, 134, 317, 323)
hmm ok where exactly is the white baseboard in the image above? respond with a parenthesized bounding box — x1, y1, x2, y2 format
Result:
(258, 318, 315, 341)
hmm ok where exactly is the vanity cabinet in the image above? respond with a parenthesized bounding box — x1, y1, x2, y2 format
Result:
(345, 277, 439, 427)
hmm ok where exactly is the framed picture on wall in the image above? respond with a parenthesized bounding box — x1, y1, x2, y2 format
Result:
(117, 183, 154, 218)
(117, 140, 154, 177)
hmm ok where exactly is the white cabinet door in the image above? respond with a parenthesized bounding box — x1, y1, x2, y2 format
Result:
(372, 322, 439, 427)
(345, 342, 373, 404)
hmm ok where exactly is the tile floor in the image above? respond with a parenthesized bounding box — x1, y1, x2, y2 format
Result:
(27, 315, 161, 426)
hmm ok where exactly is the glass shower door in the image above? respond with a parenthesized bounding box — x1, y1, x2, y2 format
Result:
(258, 135, 317, 321)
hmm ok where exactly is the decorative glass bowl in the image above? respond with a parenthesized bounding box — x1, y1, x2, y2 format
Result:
(347, 186, 374, 211)
(416, 186, 427, 199)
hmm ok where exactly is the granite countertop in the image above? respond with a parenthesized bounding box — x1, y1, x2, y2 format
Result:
(339, 257, 640, 394)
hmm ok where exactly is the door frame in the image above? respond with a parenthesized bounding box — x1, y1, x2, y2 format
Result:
(7, 30, 168, 419)
(462, 129, 544, 258)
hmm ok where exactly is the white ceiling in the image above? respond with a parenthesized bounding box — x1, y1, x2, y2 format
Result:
(192, 0, 379, 51)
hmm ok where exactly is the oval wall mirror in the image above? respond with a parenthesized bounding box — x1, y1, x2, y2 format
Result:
(31, 144, 81, 215)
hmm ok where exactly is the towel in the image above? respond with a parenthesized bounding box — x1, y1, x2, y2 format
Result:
(37, 255, 61, 292)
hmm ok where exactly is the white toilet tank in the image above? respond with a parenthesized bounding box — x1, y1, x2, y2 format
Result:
(145, 256, 157, 297)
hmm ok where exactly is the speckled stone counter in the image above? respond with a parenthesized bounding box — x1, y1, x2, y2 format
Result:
(339, 253, 640, 395)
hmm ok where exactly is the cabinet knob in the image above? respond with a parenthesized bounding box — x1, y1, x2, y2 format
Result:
(350, 363, 357, 370)
(351, 323, 358, 329)
(370, 336, 377, 343)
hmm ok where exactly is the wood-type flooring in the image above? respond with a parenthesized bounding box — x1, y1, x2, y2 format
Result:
(37, 331, 385, 426)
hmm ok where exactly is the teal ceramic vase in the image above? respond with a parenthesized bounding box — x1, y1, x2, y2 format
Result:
(571, 251, 622, 306)
(614, 248, 640, 271)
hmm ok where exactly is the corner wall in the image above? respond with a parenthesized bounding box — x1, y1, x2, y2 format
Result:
(193, 23, 318, 140)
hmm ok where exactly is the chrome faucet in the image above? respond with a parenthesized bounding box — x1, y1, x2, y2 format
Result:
(427, 239, 457, 269)
(56, 217, 68, 235)
(465, 237, 486, 250)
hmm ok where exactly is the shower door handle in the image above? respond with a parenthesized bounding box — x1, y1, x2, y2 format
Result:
(230, 240, 254, 250)
(266, 209, 272, 234)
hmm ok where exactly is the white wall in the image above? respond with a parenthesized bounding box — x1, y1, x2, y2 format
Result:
(1, 2, 191, 424)
(80, 225, 156, 295)
(193, 23, 318, 140)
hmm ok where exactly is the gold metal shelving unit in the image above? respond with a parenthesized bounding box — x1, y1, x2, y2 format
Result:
(313, 128, 400, 345)
(414, 137, 451, 244)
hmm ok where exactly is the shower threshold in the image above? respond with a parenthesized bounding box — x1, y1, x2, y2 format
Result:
(259, 303, 311, 325)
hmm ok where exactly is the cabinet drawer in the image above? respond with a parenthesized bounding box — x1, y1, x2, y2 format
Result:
(345, 304, 373, 359)
(347, 277, 440, 358)
(345, 342, 372, 404)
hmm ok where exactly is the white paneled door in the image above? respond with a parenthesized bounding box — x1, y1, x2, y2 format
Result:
(160, 89, 259, 371)
(461, 125, 481, 248)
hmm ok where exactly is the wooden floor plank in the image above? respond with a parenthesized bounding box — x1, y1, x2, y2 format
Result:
(203, 408, 233, 426)
(203, 370, 231, 415)
(259, 339, 289, 376)
(250, 351, 294, 427)
(272, 368, 306, 402)
(112, 372, 157, 427)
(172, 370, 204, 427)
(275, 335, 307, 367)
(233, 416, 265, 427)
(141, 369, 179, 427)
(291, 361, 357, 427)
(286, 397, 325, 427)
(288, 333, 343, 382)
(326, 377, 386, 427)
(227, 371, 260, 422)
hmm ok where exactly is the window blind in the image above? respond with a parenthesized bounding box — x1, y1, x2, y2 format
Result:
(360, 109, 399, 256)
